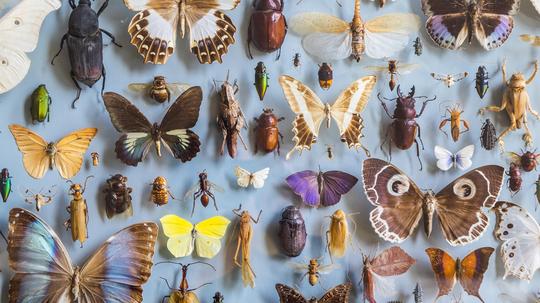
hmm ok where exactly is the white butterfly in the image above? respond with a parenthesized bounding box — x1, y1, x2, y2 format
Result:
(235, 166, 270, 189)
(0, 0, 61, 93)
(434, 145, 474, 171)
(494, 202, 540, 282)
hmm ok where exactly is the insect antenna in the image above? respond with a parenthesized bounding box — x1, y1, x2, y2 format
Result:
(189, 282, 213, 292)
(160, 277, 175, 290)
(82, 175, 94, 192)
(377, 92, 397, 102)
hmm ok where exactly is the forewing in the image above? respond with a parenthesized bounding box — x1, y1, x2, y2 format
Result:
(320, 171, 358, 207)
(455, 145, 474, 170)
(235, 166, 252, 188)
(8, 124, 50, 179)
(319, 282, 352, 303)
(301, 31, 352, 61)
(78, 223, 158, 303)
(275, 284, 308, 303)
(55, 128, 98, 179)
(290, 13, 349, 35)
(434, 145, 454, 171)
(425, 248, 457, 300)
(286, 170, 320, 207)
(365, 13, 421, 34)
(160, 215, 195, 258)
(369, 246, 415, 277)
(364, 13, 420, 59)
(362, 158, 424, 243)
(251, 167, 270, 189)
(459, 247, 494, 302)
(103, 92, 153, 133)
(194, 216, 231, 258)
(0, 45, 30, 94)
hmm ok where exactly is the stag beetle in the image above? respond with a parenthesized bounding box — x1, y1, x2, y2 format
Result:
(51, 0, 121, 108)
(379, 86, 436, 170)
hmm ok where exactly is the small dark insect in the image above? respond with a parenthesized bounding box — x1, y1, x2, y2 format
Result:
(1, 168, 12, 203)
(326, 144, 334, 159)
(293, 53, 301, 68)
(184, 171, 224, 217)
(507, 163, 522, 195)
(157, 261, 215, 303)
(318, 63, 333, 90)
(213, 292, 224, 303)
(508, 149, 540, 172)
(90, 152, 99, 166)
(475, 66, 489, 99)
(414, 37, 422, 56)
(480, 119, 497, 150)
(413, 283, 423, 303)
(103, 174, 133, 218)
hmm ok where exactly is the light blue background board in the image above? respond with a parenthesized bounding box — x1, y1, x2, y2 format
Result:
(0, 0, 538, 302)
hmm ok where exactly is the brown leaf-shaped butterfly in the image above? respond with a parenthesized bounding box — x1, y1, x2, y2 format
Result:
(362, 158, 504, 246)
(276, 283, 351, 303)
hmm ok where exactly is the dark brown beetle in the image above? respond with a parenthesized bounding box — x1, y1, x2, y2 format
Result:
(103, 174, 133, 218)
(379, 86, 436, 170)
(480, 119, 497, 150)
(509, 149, 540, 172)
(254, 108, 284, 155)
(507, 163, 522, 195)
(278, 206, 307, 257)
(318, 63, 333, 90)
(247, 0, 287, 60)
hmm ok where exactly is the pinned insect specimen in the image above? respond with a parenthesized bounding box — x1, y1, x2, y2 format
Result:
(213, 292, 224, 303)
(150, 176, 175, 206)
(235, 166, 270, 189)
(370, 0, 394, 8)
(290, 258, 340, 286)
(280, 75, 377, 159)
(254, 108, 284, 155)
(378, 86, 437, 170)
(65, 176, 92, 246)
(184, 171, 224, 217)
(22, 186, 56, 212)
(276, 282, 352, 303)
(254, 62, 269, 101)
(476, 66, 489, 99)
(103, 87, 202, 166)
(362, 158, 504, 246)
(7, 208, 157, 302)
(365, 60, 419, 91)
(128, 76, 190, 104)
(508, 149, 540, 172)
(413, 37, 422, 56)
(326, 209, 353, 260)
(413, 283, 423, 303)
(434, 145, 474, 171)
(290, 0, 419, 62)
(278, 206, 307, 257)
(90, 152, 99, 166)
(124, 0, 239, 64)
(438, 104, 470, 141)
(520, 34, 540, 46)
(326, 145, 334, 159)
(480, 119, 497, 150)
(160, 214, 230, 258)
(232, 205, 262, 288)
(30, 85, 52, 123)
(103, 174, 132, 219)
(318, 63, 333, 90)
(52, 0, 121, 108)
(247, 0, 287, 59)
(431, 72, 468, 88)
(215, 73, 248, 158)
(158, 261, 215, 303)
(506, 163, 522, 195)
(293, 53, 301, 68)
(479, 60, 540, 150)
(1, 168, 12, 203)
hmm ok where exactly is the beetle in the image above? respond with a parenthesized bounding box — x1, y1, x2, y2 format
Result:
(476, 66, 489, 99)
(507, 163, 522, 195)
(438, 104, 470, 142)
(51, 0, 121, 108)
(1, 168, 12, 203)
(254, 62, 269, 101)
(247, 0, 287, 60)
(90, 152, 99, 166)
(379, 86, 437, 170)
(23, 186, 56, 212)
(293, 53, 301, 68)
(151, 176, 175, 206)
(413, 37, 422, 56)
(103, 174, 133, 219)
(318, 63, 333, 90)
(508, 149, 540, 172)
(213, 292, 224, 303)
(65, 176, 93, 247)
(480, 119, 497, 151)
(278, 206, 307, 257)
(184, 171, 224, 217)
(30, 85, 52, 123)
(158, 261, 215, 303)
(253, 108, 284, 155)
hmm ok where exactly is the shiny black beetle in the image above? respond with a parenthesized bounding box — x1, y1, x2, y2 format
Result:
(51, 0, 121, 108)
(475, 65, 489, 99)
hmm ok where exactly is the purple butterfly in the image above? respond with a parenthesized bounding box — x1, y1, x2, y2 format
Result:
(286, 170, 358, 207)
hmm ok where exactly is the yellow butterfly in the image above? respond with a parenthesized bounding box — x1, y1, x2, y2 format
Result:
(8, 124, 97, 179)
(160, 215, 230, 258)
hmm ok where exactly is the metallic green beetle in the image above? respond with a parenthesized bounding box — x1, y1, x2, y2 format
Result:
(31, 84, 52, 123)
(1, 168, 12, 203)
(254, 62, 269, 101)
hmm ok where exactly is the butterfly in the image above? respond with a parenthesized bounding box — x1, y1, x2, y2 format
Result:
(123, 0, 239, 64)
(434, 145, 475, 171)
(362, 246, 416, 303)
(0, 0, 61, 94)
(275, 282, 352, 303)
(289, 0, 419, 62)
(421, 0, 519, 50)
(102, 86, 202, 166)
(160, 214, 230, 259)
(362, 158, 504, 246)
(425, 247, 494, 303)
(286, 170, 358, 207)
(8, 124, 97, 179)
(430, 72, 468, 87)
(279, 75, 376, 160)
(7, 207, 158, 302)
(493, 201, 540, 281)
(235, 166, 270, 189)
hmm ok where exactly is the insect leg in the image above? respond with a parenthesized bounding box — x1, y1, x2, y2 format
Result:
(416, 122, 425, 150)
(68, 0, 76, 9)
(220, 129, 227, 155)
(51, 34, 68, 65)
(247, 22, 254, 60)
(414, 138, 423, 171)
(276, 47, 282, 61)
(100, 28, 122, 47)
(461, 119, 470, 134)
(70, 72, 82, 109)
(438, 119, 450, 138)
(208, 191, 218, 211)
(238, 134, 248, 150)
(96, 0, 109, 16)
(101, 63, 107, 96)
(234, 231, 242, 267)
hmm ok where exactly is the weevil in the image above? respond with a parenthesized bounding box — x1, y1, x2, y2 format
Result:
(438, 104, 470, 142)
(65, 176, 93, 247)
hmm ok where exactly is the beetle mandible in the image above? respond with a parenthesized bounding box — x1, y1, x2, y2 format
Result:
(247, 0, 287, 60)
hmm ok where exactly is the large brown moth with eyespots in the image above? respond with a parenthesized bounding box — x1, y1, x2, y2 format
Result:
(362, 158, 504, 246)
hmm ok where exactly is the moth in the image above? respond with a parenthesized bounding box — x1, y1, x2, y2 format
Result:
(493, 202, 540, 281)
(290, 0, 419, 62)
(430, 72, 468, 87)
(425, 247, 494, 303)
(275, 282, 352, 303)
(7, 208, 158, 302)
(362, 158, 504, 246)
(123, 0, 239, 64)
(422, 0, 519, 50)
(22, 186, 56, 212)
(434, 145, 474, 171)
(8, 124, 97, 179)
(279, 75, 376, 160)
(235, 166, 270, 189)
(102, 86, 202, 166)
(0, 0, 61, 94)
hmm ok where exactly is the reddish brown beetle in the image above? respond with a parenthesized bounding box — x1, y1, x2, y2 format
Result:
(254, 108, 284, 155)
(247, 0, 287, 60)
(507, 163, 522, 195)
(508, 149, 540, 172)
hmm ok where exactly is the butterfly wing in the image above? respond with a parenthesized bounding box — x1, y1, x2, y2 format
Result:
(160, 214, 195, 258)
(425, 248, 457, 301)
(279, 75, 326, 160)
(235, 166, 252, 188)
(362, 158, 424, 243)
(319, 282, 352, 303)
(455, 145, 474, 170)
(275, 284, 308, 303)
(77, 222, 158, 303)
(159, 86, 202, 162)
(320, 171, 358, 207)
(494, 202, 540, 281)
(435, 165, 504, 246)
(421, 0, 468, 49)
(194, 216, 231, 259)
(474, 0, 519, 50)
(250, 167, 270, 189)
(458, 247, 494, 302)
(369, 246, 416, 277)
(103, 92, 154, 166)
(364, 13, 420, 59)
(330, 76, 376, 151)
(54, 128, 97, 179)
(286, 170, 320, 207)
(0, 0, 61, 93)
(8, 208, 73, 302)
(434, 145, 455, 171)
(8, 124, 50, 179)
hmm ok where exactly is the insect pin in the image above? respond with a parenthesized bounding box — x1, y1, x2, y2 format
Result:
(254, 62, 269, 101)
(438, 104, 470, 142)
(184, 171, 224, 217)
(23, 185, 56, 212)
(475, 66, 489, 99)
(1, 168, 13, 203)
(157, 261, 216, 303)
(318, 63, 333, 90)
